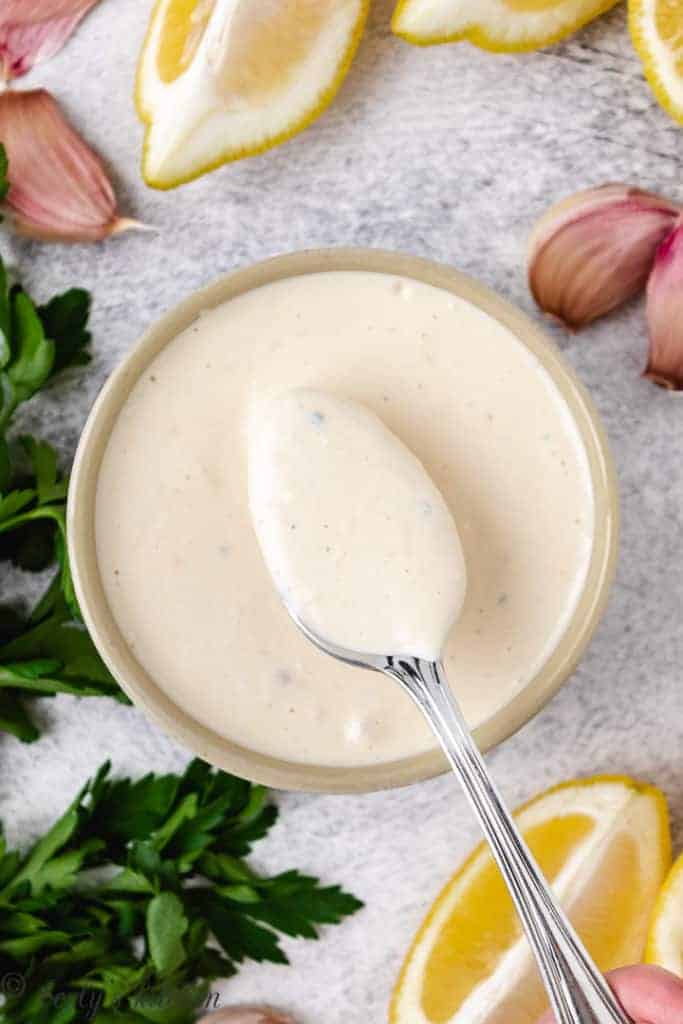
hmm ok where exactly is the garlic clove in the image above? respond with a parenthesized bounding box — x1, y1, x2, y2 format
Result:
(529, 185, 679, 329)
(196, 1008, 296, 1024)
(645, 221, 683, 390)
(0, 88, 140, 244)
(0, 0, 101, 80)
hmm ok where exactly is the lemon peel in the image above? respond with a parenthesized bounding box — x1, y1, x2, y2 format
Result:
(646, 850, 683, 976)
(391, 0, 621, 51)
(630, 0, 683, 125)
(390, 775, 671, 1024)
(136, 0, 369, 190)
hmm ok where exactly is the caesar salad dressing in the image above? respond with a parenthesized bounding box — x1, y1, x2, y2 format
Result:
(248, 388, 467, 661)
(95, 270, 595, 768)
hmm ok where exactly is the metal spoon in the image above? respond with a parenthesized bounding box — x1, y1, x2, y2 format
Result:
(288, 612, 632, 1024)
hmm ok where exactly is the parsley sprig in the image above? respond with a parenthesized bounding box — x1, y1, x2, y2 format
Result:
(0, 760, 362, 1023)
(0, 246, 124, 742)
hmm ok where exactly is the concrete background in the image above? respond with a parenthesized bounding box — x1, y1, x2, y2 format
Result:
(0, 2, 681, 1020)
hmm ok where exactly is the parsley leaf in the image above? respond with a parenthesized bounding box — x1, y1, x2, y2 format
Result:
(0, 240, 125, 741)
(0, 260, 92, 434)
(0, 441, 76, 616)
(39, 289, 92, 377)
(5, 290, 55, 422)
(0, 585, 126, 743)
(0, 692, 40, 742)
(147, 894, 188, 975)
(0, 762, 362, 1023)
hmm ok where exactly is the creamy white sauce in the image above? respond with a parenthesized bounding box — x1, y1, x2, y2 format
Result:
(248, 388, 467, 661)
(95, 271, 595, 768)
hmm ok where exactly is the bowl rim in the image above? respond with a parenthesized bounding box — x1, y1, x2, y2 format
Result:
(68, 247, 619, 794)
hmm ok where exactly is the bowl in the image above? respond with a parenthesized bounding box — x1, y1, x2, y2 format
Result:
(68, 248, 619, 793)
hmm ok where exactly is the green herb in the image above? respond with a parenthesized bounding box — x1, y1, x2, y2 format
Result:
(0, 437, 74, 612)
(0, 260, 92, 434)
(0, 580, 126, 743)
(0, 760, 362, 1023)
(0, 245, 123, 741)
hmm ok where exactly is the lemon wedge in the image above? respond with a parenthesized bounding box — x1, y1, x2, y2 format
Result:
(390, 776, 671, 1024)
(392, 0, 620, 50)
(630, 0, 683, 124)
(136, 0, 369, 189)
(646, 851, 683, 976)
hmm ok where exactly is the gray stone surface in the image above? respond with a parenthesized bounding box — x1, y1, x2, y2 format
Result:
(0, 2, 682, 1021)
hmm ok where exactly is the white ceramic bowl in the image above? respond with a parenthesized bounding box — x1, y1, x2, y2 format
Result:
(68, 249, 619, 793)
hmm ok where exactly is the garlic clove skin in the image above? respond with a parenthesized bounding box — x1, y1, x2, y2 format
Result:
(0, 0, 101, 80)
(645, 221, 683, 390)
(196, 1007, 296, 1024)
(0, 88, 140, 244)
(529, 185, 680, 329)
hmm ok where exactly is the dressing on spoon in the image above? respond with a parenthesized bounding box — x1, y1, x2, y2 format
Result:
(248, 388, 467, 661)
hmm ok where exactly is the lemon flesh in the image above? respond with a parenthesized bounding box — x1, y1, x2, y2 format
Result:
(391, 0, 621, 49)
(646, 851, 683, 976)
(630, 0, 683, 124)
(137, 0, 369, 188)
(390, 776, 671, 1024)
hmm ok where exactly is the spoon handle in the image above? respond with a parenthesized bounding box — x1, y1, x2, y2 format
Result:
(387, 657, 633, 1024)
